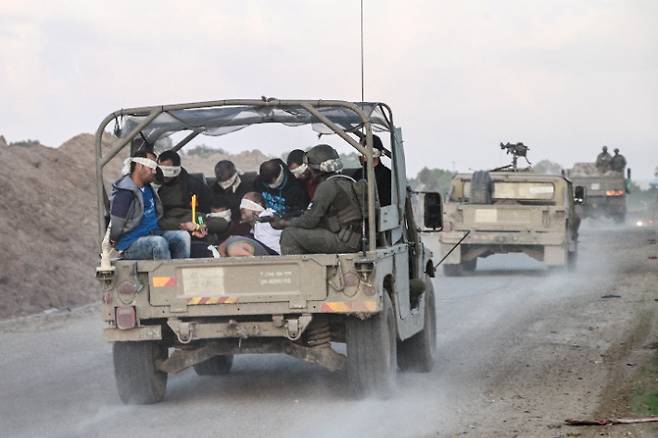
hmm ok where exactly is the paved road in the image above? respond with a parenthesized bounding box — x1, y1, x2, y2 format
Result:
(0, 228, 650, 438)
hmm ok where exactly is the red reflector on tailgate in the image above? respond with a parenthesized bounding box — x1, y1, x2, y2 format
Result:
(116, 306, 136, 330)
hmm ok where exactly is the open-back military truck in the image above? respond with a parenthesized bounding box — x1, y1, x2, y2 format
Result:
(95, 99, 442, 403)
(567, 163, 631, 223)
(439, 144, 582, 275)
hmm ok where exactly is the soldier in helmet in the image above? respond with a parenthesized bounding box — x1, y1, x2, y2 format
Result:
(596, 146, 612, 172)
(273, 144, 363, 255)
(610, 148, 627, 172)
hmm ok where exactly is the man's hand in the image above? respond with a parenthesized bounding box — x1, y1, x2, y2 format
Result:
(270, 217, 290, 230)
(180, 221, 207, 238)
(179, 221, 197, 232)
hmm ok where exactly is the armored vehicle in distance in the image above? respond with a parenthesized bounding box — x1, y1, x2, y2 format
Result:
(567, 162, 630, 223)
(439, 170, 581, 276)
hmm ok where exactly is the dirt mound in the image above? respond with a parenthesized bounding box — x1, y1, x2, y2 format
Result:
(0, 134, 110, 318)
(0, 134, 271, 319)
(182, 148, 271, 175)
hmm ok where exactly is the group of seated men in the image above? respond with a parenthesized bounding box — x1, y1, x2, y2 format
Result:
(108, 136, 391, 261)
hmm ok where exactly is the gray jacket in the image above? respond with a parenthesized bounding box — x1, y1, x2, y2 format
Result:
(109, 174, 164, 243)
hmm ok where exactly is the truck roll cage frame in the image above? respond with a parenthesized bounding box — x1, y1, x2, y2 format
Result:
(94, 98, 397, 253)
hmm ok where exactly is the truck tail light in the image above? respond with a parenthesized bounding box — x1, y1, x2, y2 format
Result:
(116, 306, 137, 330)
(118, 281, 138, 295)
(606, 190, 624, 197)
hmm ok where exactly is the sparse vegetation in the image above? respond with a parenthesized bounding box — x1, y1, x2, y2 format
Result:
(408, 167, 455, 195)
(186, 144, 228, 157)
(9, 139, 41, 148)
(533, 159, 563, 175)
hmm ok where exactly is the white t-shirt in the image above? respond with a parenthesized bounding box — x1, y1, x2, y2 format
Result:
(254, 208, 282, 254)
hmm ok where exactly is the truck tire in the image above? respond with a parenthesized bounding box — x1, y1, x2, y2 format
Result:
(193, 355, 234, 376)
(346, 293, 397, 399)
(443, 263, 463, 277)
(113, 341, 168, 404)
(462, 258, 477, 272)
(398, 280, 437, 372)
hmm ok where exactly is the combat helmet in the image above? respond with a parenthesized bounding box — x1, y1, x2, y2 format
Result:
(305, 144, 343, 173)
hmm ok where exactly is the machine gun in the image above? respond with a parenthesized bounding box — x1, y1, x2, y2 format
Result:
(493, 142, 532, 172)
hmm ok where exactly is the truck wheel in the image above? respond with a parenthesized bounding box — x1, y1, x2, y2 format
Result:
(113, 341, 168, 404)
(462, 258, 477, 272)
(398, 280, 437, 372)
(443, 264, 462, 277)
(346, 293, 397, 399)
(193, 355, 234, 376)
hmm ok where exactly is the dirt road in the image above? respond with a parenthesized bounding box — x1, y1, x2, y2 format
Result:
(1, 227, 656, 438)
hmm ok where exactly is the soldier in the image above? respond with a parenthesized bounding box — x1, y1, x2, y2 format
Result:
(274, 144, 363, 255)
(595, 146, 612, 172)
(610, 148, 627, 172)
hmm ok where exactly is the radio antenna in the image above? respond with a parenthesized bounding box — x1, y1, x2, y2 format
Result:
(360, 0, 365, 102)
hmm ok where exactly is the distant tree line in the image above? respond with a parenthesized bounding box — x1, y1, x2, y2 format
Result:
(408, 167, 456, 196)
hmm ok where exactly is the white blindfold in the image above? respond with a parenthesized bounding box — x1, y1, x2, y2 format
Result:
(240, 198, 265, 212)
(131, 157, 158, 170)
(159, 165, 181, 178)
(290, 163, 308, 176)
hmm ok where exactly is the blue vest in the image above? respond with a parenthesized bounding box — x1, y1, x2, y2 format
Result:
(116, 185, 161, 251)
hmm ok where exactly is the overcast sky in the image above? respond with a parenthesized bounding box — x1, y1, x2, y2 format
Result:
(1, 0, 656, 179)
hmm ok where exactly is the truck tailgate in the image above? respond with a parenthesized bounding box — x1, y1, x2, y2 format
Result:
(463, 205, 546, 230)
(146, 257, 328, 307)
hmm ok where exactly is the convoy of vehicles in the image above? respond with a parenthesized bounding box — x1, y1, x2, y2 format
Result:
(95, 99, 442, 403)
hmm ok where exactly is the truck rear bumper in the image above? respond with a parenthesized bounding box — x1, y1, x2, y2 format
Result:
(439, 231, 565, 246)
(439, 231, 569, 265)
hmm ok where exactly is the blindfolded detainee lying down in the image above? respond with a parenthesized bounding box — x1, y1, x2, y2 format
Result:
(213, 235, 276, 257)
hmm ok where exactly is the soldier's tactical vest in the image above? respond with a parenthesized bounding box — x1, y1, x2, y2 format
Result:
(324, 174, 365, 233)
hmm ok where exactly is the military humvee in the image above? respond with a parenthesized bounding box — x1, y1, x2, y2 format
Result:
(94, 99, 442, 403)
(567, 162, 631, 223)
(439, 171, 581, 275)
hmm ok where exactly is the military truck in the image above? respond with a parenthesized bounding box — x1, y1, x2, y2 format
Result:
(439, 171, 582, 275)
(567, 163, 631, 223)
(94, 99, 442, 403)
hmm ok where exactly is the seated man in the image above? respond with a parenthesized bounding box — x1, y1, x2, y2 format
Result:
(257, 158, 309, 216)
(287, 149, 319, 199)
(358, 135, 391, 207)
(109, 152, 190, 260)
(211, 160, 255, 235)
(239, 192, 281, 254)
(157, 150, 212, 230)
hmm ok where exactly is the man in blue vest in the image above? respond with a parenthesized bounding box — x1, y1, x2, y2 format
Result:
(109, 151, 191, 260)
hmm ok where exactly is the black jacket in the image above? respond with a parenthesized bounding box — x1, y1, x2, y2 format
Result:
(157, 168, 211, 230)
(256, 159, 309, 216)
(344, 164, 392, 207)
